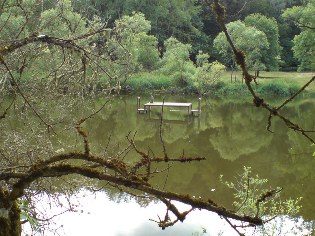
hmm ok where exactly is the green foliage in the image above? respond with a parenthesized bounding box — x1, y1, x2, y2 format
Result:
(0, 0, 41, 41)
(192, 51, 225, 95)
(215, 82, 249, 96)
(159, 37, 195, 86)
(123, 0, 204, 47)
(255, 80, 300, 96)
(125, 73, 173, 91)
(18, 199, 41, 233)
(292, 31, 315, 71)
(282, 0, 315, 71)
(81, 0, 206, 50)
(0, 0, 98, 91)
(135, 33, 160, 70)
(114, 12, 151, 36)
(39, 0, 88, 38)
(109, 12, 160, 77)
(213, 21, 269, 72)
(244, 14, 282, 70)
(220, 166, 302, 218)
(214, 14, 282, 73)
(220, 166, 311, 235)
(156, 41, 224, 93)
(211, 79, 300, 97)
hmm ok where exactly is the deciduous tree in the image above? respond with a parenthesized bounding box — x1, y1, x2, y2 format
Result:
(282, 0, 315, 71)
(213, 21, 269, 76)
(244, 13, 282, 73)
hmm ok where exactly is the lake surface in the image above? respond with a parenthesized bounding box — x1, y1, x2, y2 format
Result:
(22, 94, 315, 235)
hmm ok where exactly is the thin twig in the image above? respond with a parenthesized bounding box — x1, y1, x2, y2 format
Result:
(159, 98, 168, 161)
(0, 96, 15, 120)
(277, 76, 315, 111)
(236, 175, 250, 212)
(223, 217, 245, 236)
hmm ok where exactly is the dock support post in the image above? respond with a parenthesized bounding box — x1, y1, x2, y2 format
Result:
(137, 97, 140, 113)
(191, 98, 201, 116)
(197, 97, 201, 116)
(137, 97, 147, 114)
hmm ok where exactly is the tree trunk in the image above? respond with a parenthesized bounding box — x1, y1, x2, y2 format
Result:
(0, 202, 21, 236)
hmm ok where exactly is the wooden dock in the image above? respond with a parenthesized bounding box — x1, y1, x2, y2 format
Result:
(137, 97, 201, 116)
(144, 102, 192, 115)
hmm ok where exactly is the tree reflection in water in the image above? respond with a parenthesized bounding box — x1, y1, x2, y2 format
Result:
(9, 95, 314, 235)
(23, 190, 314, 236)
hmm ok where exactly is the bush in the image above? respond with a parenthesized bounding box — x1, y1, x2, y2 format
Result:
(211, 79, 300, 97)
(215, 82, 249, 96)
(256, 81, 300, 96)
(159, 37, 195, 86)
(192, 57, 226, 95)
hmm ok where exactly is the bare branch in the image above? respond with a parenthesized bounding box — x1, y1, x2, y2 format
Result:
(223, 216, 245, 236)
(277, 76, 315, 111)
(0, 59, 53, 129)
(0, 96, 15, 120)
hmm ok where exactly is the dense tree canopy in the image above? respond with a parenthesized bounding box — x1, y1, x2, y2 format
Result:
(67, 0, 313, 70)
(282, 0, 315, 71)
(213, 20, 270, 74)
(213, 14, 282, 75)
(244, 14, 282, 71)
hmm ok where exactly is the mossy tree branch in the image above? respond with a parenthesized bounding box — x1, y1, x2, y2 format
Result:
(1, 158, 264, 227)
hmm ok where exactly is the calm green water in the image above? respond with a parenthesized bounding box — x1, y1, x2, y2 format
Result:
(20, 94, 315, 235)
(82, 95, 315, 219)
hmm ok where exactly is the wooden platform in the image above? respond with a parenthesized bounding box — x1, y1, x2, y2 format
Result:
(144, 102, 192, 115)
(136, 97, 201, 116)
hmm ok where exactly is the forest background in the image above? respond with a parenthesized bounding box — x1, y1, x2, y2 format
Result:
(0, 0, 314, 97)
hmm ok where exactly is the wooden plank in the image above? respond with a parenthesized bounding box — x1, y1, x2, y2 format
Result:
(144, 101, 192, 116)
(144, 102, 192, 107)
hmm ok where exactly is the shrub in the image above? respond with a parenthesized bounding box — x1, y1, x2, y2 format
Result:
(192, 54, 226, 95)
(215, 82, 248, 96)
(256, 80, 300, 96)
(159, 37, 195, 86)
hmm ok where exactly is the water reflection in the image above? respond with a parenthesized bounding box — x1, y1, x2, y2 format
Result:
(53, 191, 236, 236)
(19, 94, 315, 234)
(84, 95, 315, 220)
(24, 190, 313, 236)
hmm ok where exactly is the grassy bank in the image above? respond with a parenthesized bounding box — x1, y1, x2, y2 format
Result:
(124, 72, 173, 91)
(123, 71, 315, 97)
(221, 71, 315, 91)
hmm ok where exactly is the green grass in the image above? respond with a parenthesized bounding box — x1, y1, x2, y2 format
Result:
(123, 71, 315, 96)
(124, 72, 175, 91)
(220, 71, 315, 92)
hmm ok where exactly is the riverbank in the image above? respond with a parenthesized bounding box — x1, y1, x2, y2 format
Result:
(123, 71, 315, 97)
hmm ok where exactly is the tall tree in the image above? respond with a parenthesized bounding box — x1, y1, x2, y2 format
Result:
(282, 0, 315, 71)
(159, 37, 195, 86)
(213, 21, 269, 76)
(77, 0, 209, 52)
(108, 12, 160, 77)
(244, 13, 282, 72)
